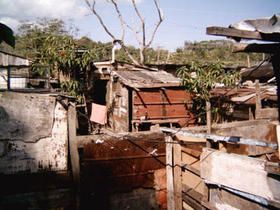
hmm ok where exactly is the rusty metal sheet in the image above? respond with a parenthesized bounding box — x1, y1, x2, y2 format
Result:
(132, 88, 194, 126)
(134, 89, 191, 105)
(82, 139, 166, 192)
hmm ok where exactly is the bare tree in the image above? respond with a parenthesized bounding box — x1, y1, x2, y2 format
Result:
(85, 0, 163, 66)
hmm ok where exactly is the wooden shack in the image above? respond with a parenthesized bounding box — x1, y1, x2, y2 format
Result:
(0, 51, 30, 89)
(90, 61, 195, 132)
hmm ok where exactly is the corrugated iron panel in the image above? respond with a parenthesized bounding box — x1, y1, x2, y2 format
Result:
(133, 88, 194, 126)
(82, 139, 166, 193)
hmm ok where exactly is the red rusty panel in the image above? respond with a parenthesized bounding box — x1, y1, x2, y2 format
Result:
(82, 139, 166, 192)
(134, 104, 190, 119)
(83, 139, 165, 159)
(134, 89, 191, 105)
(132, 88, 195, 127)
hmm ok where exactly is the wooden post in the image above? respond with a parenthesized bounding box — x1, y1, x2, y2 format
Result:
(173, 142, 182, 210)
(248, 106, 254, 120)
(206, 101, 211, 134)
(68, 104, 80, 209)
(7, 67, 10, 90)
(166, 136, 175, 210)
(247, 54, 251, 67)
(271, 54, 280, 123)
(255, 80, 261, 119)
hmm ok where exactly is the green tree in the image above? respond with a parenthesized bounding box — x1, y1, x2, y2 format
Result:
(177, 62, 240, 124)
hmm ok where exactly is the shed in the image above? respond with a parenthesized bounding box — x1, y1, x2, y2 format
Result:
(0, 51, 30, 89)
(90, 61, 195, 132)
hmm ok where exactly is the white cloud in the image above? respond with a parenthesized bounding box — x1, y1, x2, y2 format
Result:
(0, 0, 144, 30)
(0, 0, 88, 30)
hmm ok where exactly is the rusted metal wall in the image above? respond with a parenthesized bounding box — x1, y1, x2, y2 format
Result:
(80, 137, 166, 209)
(133, 88, 194, 128)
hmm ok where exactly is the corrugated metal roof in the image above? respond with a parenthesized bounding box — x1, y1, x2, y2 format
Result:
(114, 70, 181, 88)
(0, 51, 29, 66)
(240, 61, 274, 79)
(230, 14, 280, 34)
(211, 85, 277, 104)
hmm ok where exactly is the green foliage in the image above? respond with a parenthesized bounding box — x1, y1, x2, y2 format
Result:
(177, 62, 240, 101)
(177, 62, 240, 124)
(171, 40, 264, 66)
(61, 80, 83, 102)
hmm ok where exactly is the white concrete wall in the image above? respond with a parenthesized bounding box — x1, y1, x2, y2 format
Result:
(0, 101, 68, 174)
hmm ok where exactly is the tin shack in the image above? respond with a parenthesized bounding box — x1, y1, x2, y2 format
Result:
(90, 61, 195, 132)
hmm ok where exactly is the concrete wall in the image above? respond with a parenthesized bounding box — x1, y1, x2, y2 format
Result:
(0, 91, 68, 174)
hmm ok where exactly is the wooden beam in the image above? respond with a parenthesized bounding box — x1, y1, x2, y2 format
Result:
(201, 148, 280, 202)
(272, 54, 280, 123)
(174, 142, 182, 210)
(206, 101, 211, 134)
(181, 147, 201, 158)
(255, 80, 261, 119)
(207, 26, 262, 40)
(166, 136, 175, 210)
(68, 104, 80, 209)
(182, 164, 200, 176)
(175, 134, 206, 143)
(182, 184, 217, 210)
(233, 43, 280, 53)
(206, 26, 280, 42)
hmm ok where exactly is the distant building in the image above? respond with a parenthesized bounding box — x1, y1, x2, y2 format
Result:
(0, 51, 30, 89)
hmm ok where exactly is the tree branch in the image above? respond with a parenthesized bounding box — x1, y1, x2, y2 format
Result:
(131, 0, 145, 46)
(84, 0, 116, 40)
(116, 40, 140, 65)
(131, 18, 142, 46)
(146, 0, 163, 48)
(109, 0, 126, 42)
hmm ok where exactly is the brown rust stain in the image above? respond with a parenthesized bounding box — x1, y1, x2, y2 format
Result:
(133, 88, 196, 126)
(81, 138, 166, 193)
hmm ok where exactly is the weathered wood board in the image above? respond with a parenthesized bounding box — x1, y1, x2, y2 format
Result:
(201, 148, 280, 202)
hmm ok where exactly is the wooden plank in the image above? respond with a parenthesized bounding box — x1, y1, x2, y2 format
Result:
(209, 187, 269, 210)
(206, 26, 280, 42)
(166, 136, 175, 210)
(277, 125, 280, 158)
(233, 43, 280, 53)
(258, 108, 278, 120)
(265, 162, 280, 176)
(182, 184, 217, 209)
(181, 147, 202, 158)
(175, 134, 206, 143)
(182, 164, 200, 177)
(206, 101, 211, 134)
(173, 142, 182, 210)
(201, 148, 280, 202)
(182, 194, 205, 210)
(68, 104, 80, 209)
(271, 54, 280, 122)
(255, 80, 261, 119)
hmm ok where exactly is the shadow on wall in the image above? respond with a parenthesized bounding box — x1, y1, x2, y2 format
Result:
(0, 91, 75, 209)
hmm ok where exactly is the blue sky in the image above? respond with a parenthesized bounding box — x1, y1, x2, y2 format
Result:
(1, 0, 279, 51)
